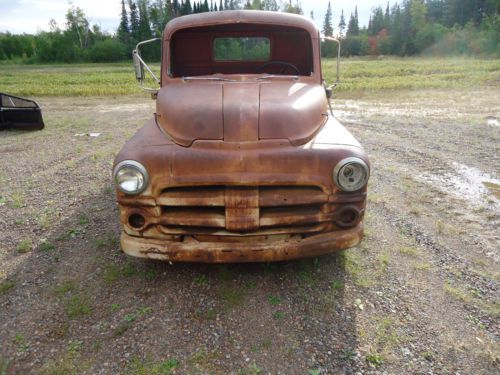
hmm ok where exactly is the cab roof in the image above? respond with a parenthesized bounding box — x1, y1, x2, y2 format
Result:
(163, 10, 319, 40)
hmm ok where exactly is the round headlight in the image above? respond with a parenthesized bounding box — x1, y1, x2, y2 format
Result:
(333, 157, 369, 192)
(114, 160, 149, 195)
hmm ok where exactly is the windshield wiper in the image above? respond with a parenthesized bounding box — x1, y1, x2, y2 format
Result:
(183, 76, 235, 82)
(255, 75, 299, 81)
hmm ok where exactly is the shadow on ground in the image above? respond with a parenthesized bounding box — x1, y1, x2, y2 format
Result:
(1, 187, 359, 374)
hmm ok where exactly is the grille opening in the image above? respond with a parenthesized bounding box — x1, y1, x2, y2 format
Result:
(129, 213, 146, 229)
(336, 207, 359, 228)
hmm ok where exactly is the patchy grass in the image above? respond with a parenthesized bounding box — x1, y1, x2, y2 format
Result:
(39, 241, 55, 252)
(53, 281, 76, 296)
(0, 356, 10, 375)
(0, 279, 16, 294)
(9, 192, 24, 208)
(125, 357, 178, 375)
(102, 262, 137, 284)
(323, 57, 500, 96)
(93, 233, 119, 250)
(220, 285, 244, 310)
(2, 58, 498, 98)
(16, 239, 32, 253)
(40, 353, 82, 375)
(64, 294, 92, 318)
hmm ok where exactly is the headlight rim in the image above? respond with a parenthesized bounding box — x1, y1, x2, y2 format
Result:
(333, 157, 370, 192)
(113, 160, 149, 195)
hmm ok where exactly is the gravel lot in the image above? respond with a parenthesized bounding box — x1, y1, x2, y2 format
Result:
(0, 89, 498, 374)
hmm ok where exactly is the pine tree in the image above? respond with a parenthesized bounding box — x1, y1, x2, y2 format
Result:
(262, 0, 278, 11)
(138, 0, 152, 39)
(128, 0, 140, 41)
(322, 1, 333, 36)
(338, 9, 346, 38)
(346, 6, 359, 37)
(117, 0, 130, 43)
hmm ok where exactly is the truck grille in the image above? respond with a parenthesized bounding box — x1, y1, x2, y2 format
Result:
(156, 185, 331, 235)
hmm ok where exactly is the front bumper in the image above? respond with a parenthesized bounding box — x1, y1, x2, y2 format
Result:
(120, 223, 363, 263)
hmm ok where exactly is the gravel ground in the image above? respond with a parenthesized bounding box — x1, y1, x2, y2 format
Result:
(0, 90, 498, 374)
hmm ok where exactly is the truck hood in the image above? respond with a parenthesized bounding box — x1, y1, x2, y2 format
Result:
(156, 81, 328, 147)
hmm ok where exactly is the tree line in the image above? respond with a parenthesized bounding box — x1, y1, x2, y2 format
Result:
(0, 0, 498, 63)
(322, 0, 499, 56)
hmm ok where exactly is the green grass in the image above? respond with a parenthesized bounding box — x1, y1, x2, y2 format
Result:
(16, 239, 32, 253)
(323, 57, 500, 95)
(125, 357, 178, 375)
(0, 280, 15, 294)
(65, 294, 92, 318)
(1, 58, 498, 97)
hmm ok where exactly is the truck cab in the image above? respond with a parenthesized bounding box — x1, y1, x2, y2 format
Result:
(113, 10, 370, 262)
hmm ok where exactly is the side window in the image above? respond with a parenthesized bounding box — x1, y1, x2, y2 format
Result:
(213, 37, 270, 61)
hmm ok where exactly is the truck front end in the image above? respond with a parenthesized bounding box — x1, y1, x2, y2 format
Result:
(113, 11, 369, 262)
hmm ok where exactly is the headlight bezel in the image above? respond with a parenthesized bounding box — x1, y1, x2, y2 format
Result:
(113, 160, 149, 195)
(333, 157, 370, 192)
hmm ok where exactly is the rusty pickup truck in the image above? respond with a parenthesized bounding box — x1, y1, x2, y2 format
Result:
(113, 10, 370, 263)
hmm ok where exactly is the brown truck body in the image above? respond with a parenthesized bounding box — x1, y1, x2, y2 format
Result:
(113, 10, 370, 262)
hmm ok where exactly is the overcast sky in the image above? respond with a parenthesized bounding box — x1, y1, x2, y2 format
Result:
(0, 0, 387, 35)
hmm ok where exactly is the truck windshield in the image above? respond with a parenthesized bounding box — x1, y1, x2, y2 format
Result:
(170, 24, 313, 77)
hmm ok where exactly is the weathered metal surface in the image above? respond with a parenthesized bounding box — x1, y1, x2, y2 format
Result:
(113, 10, 370, 262)
(121, 224, 364, 263)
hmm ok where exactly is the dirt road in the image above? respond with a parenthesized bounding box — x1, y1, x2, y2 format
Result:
(1, 89, 498, 374)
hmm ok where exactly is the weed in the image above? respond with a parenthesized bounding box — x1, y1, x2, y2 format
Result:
(144, 269, 157, 280)
(308, 370, 321, 375)
(78, 214, 90, 226)
(102, 262, 137, 284)
(40, 353, 79, 375)
(92, 341, 102, 351)
(421, 350, 434, 361)
(436, 219, 445, 234)
(0, 357, 10, 375)
(10, 192, 24, 208)
(261, 262, 278, 274)
(378, 251, 390, 272)
(246, 280, 257, 289)
(238, 363, 263, 375)
(67, 340, 83, 354)
(194, 274, 208, 286)
(13, 333, 30, 353)
(339, 348, 356, 361)
(124, 313, 137, 322)
(125, 357, 179, 375)
(412, 261, 432, 271)
(444, 280, 471, 303)
(93, 233, 118, 249)
(219, 265, 235, 281)
(330, 280, 343, 290)
(220, 285, 244, 310)
(39, 241, 55, 252)
(268, 295, 281, 306)
(110, 303, 122, 313)
(113, 321, 132, 336)
(53, 281, 76, 296)
(366, 354, 384, 366)
(0, 279, 15, 294)
(16, 238, 32, 253)
(273, 311, 285, 320)
(466, 314, 486, 330)
(65, 294, 92, 318)
(399, 246, 419, 257)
